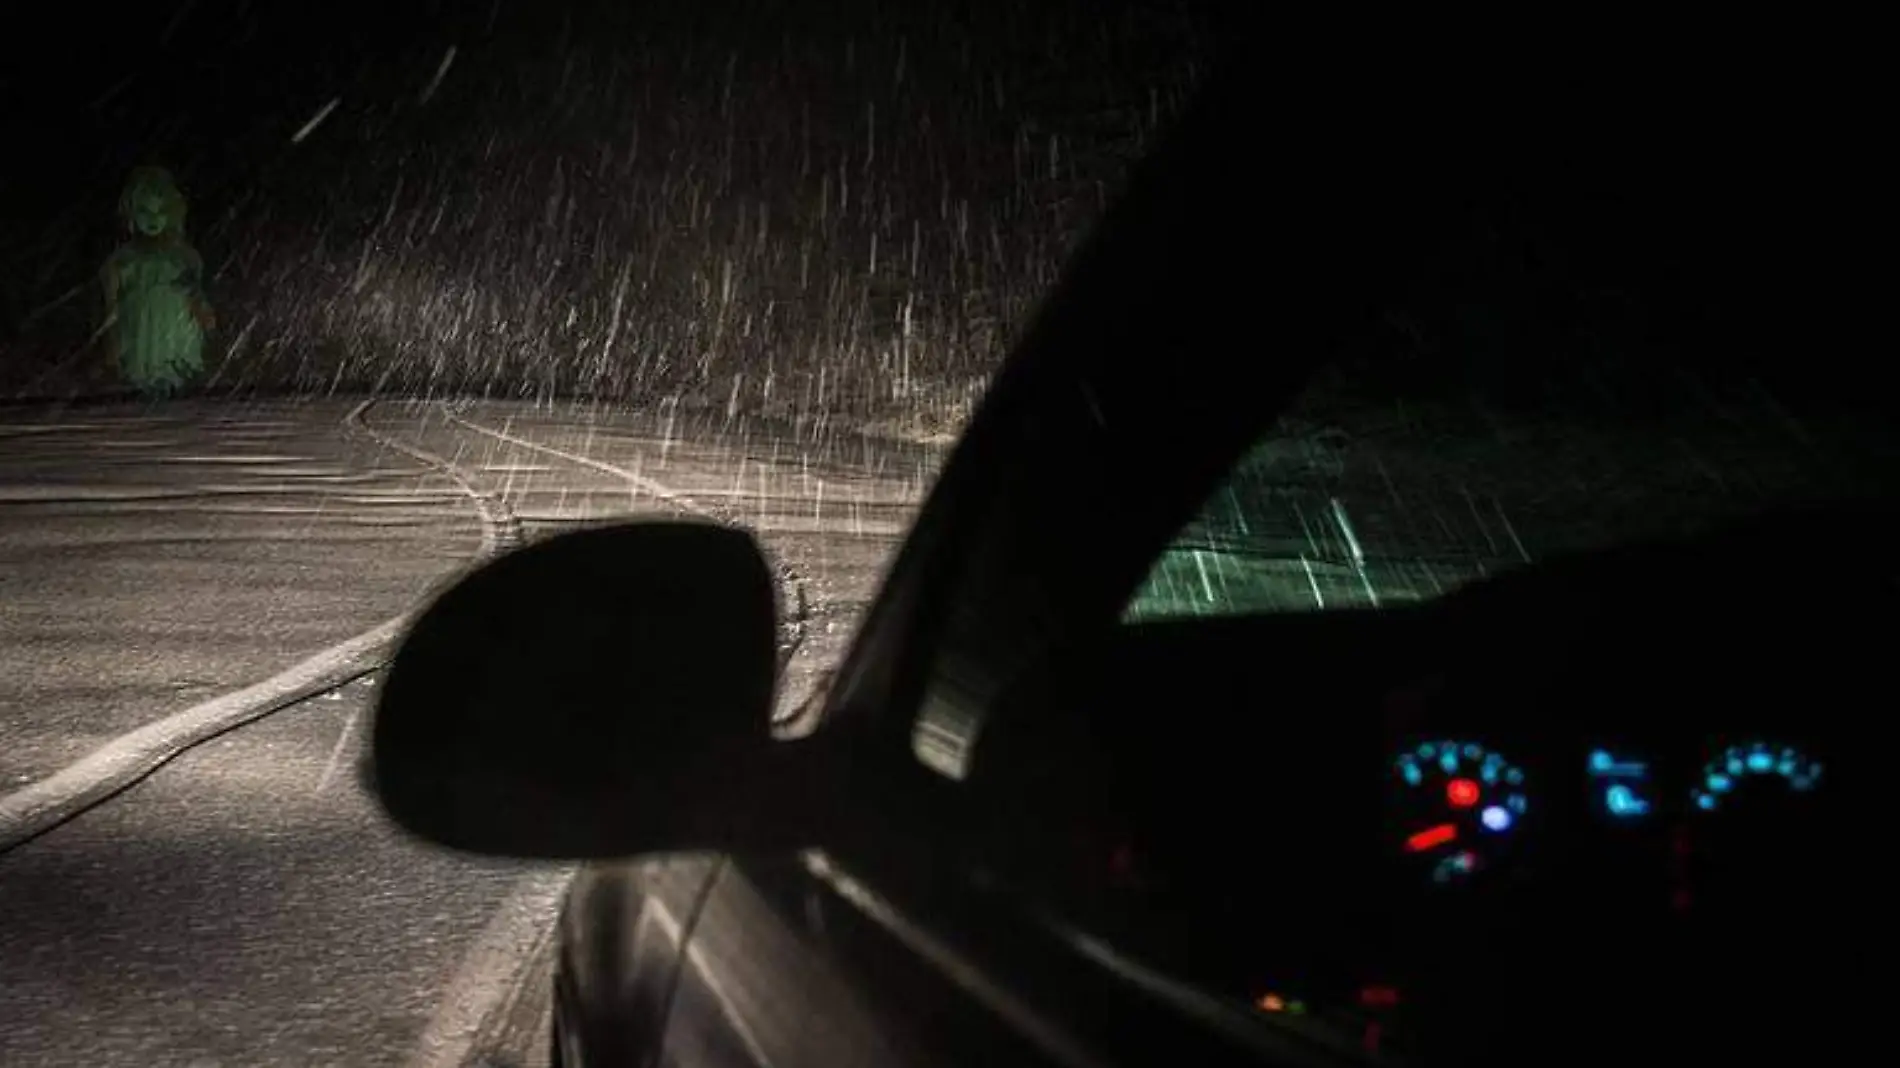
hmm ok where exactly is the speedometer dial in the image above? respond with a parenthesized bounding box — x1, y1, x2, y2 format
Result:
(1394, 740, 1528, 884)
(1691, 741, 1823, 812)
(1678, 740, 1829, 914)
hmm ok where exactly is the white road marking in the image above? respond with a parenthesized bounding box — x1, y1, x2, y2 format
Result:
(405, 868, 575, 1068)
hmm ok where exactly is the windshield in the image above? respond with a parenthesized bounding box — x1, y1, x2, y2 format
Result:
(1128, 219, 1893, 622)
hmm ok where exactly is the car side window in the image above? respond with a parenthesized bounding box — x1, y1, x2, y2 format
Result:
(1125, 220, 1895, 624)
(1122, 424, 1507, 621)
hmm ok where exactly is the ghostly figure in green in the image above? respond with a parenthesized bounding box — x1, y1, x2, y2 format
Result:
(101, 166, 215, 397)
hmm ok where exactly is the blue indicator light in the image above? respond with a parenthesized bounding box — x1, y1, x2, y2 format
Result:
(1440, 750, 1460, 774)
(1605, 784, 1650, 818)
(1480, 763, 1498, 784)
(1696, 792, 1717, 811)
(1401, 761, 1423, 786)
(1588, 752, 1649, 779)
(1505, 768, 1525, 786)
(1418, 743, 1437, 759)
(1747, 751, 1775, 773)
(1505, 793, 1528, 814)
(1707, 773, 1733, 794)
(1480, 805, 1513, 832)
(1726, 757, 1746, 776)
(1463, 744, 1483, 760)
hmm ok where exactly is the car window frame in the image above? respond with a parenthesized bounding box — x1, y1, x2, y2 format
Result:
(816, 58, 1477, 791)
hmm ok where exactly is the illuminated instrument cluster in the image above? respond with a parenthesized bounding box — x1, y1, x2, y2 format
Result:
(1393, 740, 1528, 885)
(1584, 740, 1825, 822)
(1690, 743, 1823, 812)
(1392, 736, 1827, 887)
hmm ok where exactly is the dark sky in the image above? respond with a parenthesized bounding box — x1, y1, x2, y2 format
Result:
(0, 5, 1875, 408)
(1, 0, 1226, 397)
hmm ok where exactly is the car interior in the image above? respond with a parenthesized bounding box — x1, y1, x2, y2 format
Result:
(959, 499, 1884, 1065)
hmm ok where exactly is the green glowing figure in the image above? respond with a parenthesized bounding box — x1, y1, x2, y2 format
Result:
(101, 166, 215, 397)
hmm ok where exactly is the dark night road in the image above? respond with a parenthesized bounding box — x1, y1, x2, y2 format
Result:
(0, 400, 939, 1067)
(0, 3, 1205, 1060)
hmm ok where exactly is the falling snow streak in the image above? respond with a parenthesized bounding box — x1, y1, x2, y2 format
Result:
(1, 1, 1208, 439)
(289, 98, 342, 145)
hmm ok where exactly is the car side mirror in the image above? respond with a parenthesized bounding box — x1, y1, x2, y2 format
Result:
(371, 521, 827, 859)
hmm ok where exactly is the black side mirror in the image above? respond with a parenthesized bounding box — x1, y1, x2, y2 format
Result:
(371, 521, 826, 859)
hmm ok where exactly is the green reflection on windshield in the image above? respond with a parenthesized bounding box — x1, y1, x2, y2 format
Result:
(1123, 545, 1485, 620)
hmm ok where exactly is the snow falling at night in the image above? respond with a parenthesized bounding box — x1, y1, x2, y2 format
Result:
(5, 0, 1206, 439)
(0, 5, 1892, 1065)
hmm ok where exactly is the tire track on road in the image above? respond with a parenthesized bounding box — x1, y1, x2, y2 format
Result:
(0, 399, 518, 852)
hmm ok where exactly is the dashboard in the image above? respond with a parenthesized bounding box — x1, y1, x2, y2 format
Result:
(1383, 717, 1833, 907)
(973, 504, 1887, 1066)
(1349, 514, 1878, 1065)
(1362, 674, 1856, 1066)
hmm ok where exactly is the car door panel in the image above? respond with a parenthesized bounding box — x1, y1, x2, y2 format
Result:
(568, 849, 975, 1068)
(659, 855, 927, 1068)
(560, 856, 722, 1065)
(677, 845, 1368, 1068)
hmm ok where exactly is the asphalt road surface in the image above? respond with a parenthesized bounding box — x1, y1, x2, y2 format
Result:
(0, 397, 942, 1067)
(6, 388, 1857, 1065)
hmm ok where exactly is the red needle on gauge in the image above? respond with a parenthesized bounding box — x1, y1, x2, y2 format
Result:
(1406, 824, 1458, 853)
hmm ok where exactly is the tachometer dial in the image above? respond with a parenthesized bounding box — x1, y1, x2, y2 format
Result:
(1678, 740, 1829, 914)
(1691, 741, 1823, 812)
(1394, 740, 1528, 884)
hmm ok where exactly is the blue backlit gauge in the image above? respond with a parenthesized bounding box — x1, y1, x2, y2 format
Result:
(1587, 748, 1653, 819)
(1394, 740, 1529, 884)
(1605, 784, 1649, 818)
(1691, 742, 1824, 813)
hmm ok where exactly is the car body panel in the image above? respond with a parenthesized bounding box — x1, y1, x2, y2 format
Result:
(558, 858, 718, 1064)
(567, 852, 1068, 1068)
